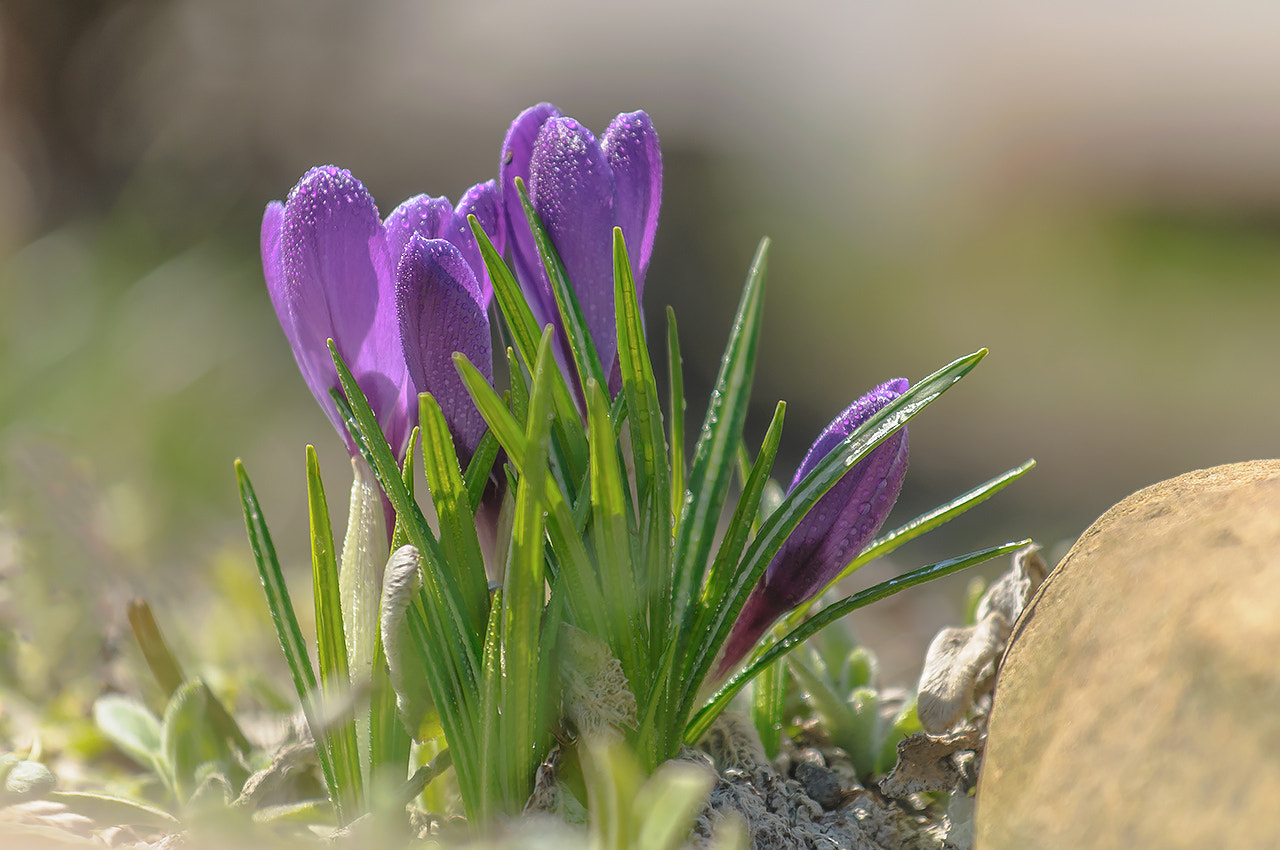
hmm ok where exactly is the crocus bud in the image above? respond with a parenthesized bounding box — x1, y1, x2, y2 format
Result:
(395, 234, 493, 468)
(718, 379, 910, 675)
(500, 104, 662, 380)
(262, 166, 411, 459)
(386, 182, 502, 469)
(261, 168, 504, 462)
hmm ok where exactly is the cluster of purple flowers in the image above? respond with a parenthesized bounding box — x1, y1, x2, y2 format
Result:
(261, 103, 908, 674)
(261, 103, 662, 469)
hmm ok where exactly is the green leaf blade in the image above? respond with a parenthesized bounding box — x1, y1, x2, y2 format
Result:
(685, 539, 1029, 743)
(305, 447, 362, 819)
(671, 238, 770, 634)
(419, 392, 490, 631)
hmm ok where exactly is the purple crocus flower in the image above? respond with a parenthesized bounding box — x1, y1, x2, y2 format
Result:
(500, 103, 662, 381)
(718, 379, 911, 675)
(388, 185, 504, 468)
(396, 235, 493, 467)
(261, 166, 503, 463)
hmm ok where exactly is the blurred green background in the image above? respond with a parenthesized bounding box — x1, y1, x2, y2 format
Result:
(3, 0, 1280, 706)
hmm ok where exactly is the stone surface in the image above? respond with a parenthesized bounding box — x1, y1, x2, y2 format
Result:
(976, 460, 1280, 849)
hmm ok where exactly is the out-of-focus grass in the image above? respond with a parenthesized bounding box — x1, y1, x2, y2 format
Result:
(0, 208, 332, 769)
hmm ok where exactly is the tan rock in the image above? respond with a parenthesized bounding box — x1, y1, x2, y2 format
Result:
(977, 460, 1280, 850)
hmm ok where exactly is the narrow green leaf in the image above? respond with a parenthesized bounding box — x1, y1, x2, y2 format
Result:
(389, 428, 419, 553)
(419, 392, 490, 631)
(470, 214, 586, 475)
(457, 353, 612, 647)
(479, 587, 504, 817)
(499, 328, 558, 811)
(369, 437, 418, 787)
(788, 653, 876, 778)
(614, 228, 670, 531)
(125, 602, 252, 758)
(305, 447, 362, 818)
(587, 378, 642, 686)
(370, 636, 411, 792)
(750, 657, 786, 761)
(700, 401, 785, 610)
(684, 540, 1029, 743)
(666, 307, 686, 523)
(615, 227, 671, 673)
(327, 344, 482, 678)
(652, 401, 784, 763)
(402, 585, 483, 817)
(671, 239, 769, 634)
(125, 601, 184, 698)
(325, 357, 489, 816)
(235, 460, 339, 799)
(464, 429, 501, 514)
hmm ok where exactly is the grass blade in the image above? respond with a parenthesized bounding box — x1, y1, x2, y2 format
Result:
(457, 353, 612, 648)
(615, 227, 671, 675)
(614, 227, 670, 540)
(666, 307, 685, 523)
(750, 657, 786, 760)
(419, 392, 490, 631)
(305, 447, 362, 816)
(479, 587, 504, 818)
(234, 460, 339, 808)
(328, 343, 482, 675)
(470, 214, 586, 477)
(464, 429, 501, 514)
(499, 328, 558, 811)
(670, 238, 769, 633)
(586, 377, 643, 686)
(652, 401, 783, 762)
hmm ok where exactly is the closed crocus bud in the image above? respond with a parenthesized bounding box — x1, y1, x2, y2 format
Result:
(395, 234, 493, 469)
(386, 181, 503, 468)
(500, 103, 662, 380)
(262, 166, 411, 459)
(262, 169, 505, 461)
(718, 379, 911, 675)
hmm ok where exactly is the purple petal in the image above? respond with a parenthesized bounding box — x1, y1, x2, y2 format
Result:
(529, 117, 618, 376)
(279, 167, 386, 443)
(384, 194, 454, 271)
(500, 103, 562, 328)
(789, 379, 911, 495)
(396, 235, 493, 466)
(602, 111, 662, 301)
(275, 166, 410, 458)
(358, 230, 413, 459)
(261, 201, 291, 344)
(452, 179, 504, 309)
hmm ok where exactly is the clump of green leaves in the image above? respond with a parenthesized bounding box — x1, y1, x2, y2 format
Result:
(236, 197, 1032, 828)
